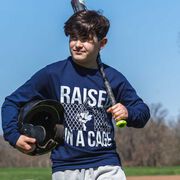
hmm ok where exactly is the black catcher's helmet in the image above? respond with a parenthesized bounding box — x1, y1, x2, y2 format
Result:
(18, 99, 64, 156)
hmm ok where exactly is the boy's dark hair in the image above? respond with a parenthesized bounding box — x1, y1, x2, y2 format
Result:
(64, 10, 110, 41)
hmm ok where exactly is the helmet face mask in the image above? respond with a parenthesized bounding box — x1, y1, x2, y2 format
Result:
(18, 100, 64, 156)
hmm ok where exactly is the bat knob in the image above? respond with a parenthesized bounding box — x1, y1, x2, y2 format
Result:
(116, 120, 127, 128)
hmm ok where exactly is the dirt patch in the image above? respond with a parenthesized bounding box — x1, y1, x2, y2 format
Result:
(127, 175, 180, 180)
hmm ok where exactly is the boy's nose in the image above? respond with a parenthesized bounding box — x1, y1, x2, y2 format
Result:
(75, 40, 83, 48)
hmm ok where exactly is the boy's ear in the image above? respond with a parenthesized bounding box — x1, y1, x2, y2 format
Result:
(100, 37, 108, 49)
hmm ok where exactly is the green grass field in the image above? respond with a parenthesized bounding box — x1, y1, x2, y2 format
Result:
(124, 166, 180, 176)
(0, 168, 51, 180)
(0, 166, 179, 180)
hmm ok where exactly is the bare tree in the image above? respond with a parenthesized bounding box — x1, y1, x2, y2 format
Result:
(116, 103, 180, 166)
(0, 136, 51, 167)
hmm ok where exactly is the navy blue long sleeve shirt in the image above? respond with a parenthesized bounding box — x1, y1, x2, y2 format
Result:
(1, 56, 150, 172)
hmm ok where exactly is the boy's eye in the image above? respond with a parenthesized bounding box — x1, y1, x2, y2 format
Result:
(70, 38, 86, 42)
(69, 36, 94, 44)
(80, 38, 88, 42)
(70, 36, 92, 43)
(70, 37, 78, 41)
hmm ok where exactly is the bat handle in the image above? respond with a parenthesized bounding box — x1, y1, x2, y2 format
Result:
(111, 99, 127, 128)
(111, 101, 127, 128)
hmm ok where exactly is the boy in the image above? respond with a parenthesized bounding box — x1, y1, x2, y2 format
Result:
(2, 10, 150, 179)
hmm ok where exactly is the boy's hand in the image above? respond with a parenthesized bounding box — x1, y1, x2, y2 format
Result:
(107, 103, 128, 122)
(16, 135, 36, 154)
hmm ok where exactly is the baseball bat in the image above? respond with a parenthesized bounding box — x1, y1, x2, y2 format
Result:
(71, 0, 87, 12)
(97, 55, 127, 128)
(71, 0, 127, 128)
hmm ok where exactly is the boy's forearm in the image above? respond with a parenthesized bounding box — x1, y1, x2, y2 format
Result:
(126, 103, 150, 128)
(1, 99, 21, 147)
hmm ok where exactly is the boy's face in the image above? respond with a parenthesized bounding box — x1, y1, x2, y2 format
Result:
(69, 35, 107, 68)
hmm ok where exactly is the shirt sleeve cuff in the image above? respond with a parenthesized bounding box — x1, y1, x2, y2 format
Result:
(4, 132, 21, 147)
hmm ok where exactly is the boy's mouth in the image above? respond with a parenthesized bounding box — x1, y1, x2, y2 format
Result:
(73, 50, 86, 55)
